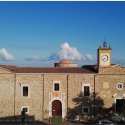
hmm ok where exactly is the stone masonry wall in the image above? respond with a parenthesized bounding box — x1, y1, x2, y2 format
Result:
(95, 74, 125, 108)
(0, 73, 15, 118)
(43, 73, 95, 120)
(15, 73, 43, 121)
(43, 73, 68, 119)
(68, 74, 94, 109)
(0, 66, 125, 121)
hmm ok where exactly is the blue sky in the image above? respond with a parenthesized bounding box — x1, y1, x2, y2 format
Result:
(0, 1, 125, 67)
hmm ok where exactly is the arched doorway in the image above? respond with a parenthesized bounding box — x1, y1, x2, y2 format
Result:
(52, 100, 62, 116)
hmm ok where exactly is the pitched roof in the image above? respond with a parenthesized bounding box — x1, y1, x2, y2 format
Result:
(82, 65, 98, 73)
(0, 65, 96, 74)
(14, 67, 95, 73)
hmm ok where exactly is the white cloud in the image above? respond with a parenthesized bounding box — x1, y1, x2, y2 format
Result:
(25, 43, 94, 64)
(59, 42, 82, 60)
(25, 56, 42, 61)
(0, 48, 15, 61)
(25, 53, 60, 61)
(83, 54, 94, 61)
(59, 42, 94, 62)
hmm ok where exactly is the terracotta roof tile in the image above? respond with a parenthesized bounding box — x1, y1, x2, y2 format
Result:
(14, 67, 95, 73)
(0, 65, 96, 73)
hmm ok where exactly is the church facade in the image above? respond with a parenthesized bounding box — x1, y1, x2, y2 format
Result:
(0, 43, 125, 122)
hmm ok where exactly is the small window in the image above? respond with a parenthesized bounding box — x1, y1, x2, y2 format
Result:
(23, 86, 28, 96)
(21, 85, 29, 97)
(23, 108, 28, 113)
(116, 83, 123, 90)
(82, 84, 91, 97)
(84, 86, 90, 96)
(54, 83, 59, 91)
(82, 107, 89, 114)
(21, 107, 29, 114)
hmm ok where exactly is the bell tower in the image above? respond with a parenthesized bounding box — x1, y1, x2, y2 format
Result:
(97, 41, 112, 72)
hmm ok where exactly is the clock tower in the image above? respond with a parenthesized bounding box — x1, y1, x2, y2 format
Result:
(97, 42, 112, 70)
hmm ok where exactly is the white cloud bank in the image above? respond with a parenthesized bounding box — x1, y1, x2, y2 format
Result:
(83, 54, 94, 61)
(59, 43, 82, 60)
(25, 42, 94, 63)
(0, 48, 15, 61)
(25, 56, 42, 61)
(25, 53, 60, 61)
(59, 42, 94, 61)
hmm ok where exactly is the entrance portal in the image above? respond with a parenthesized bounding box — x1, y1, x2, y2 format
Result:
(52, 100, 62, 116)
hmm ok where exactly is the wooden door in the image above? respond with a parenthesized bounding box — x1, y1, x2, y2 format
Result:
(52, 100, 62, 116)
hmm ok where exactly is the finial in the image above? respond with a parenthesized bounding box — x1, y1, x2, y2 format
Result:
(103, 38, 107, 48)
(103, 41, 107, 48)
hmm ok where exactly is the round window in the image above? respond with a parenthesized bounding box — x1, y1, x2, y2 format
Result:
(116, 83, 123, 90)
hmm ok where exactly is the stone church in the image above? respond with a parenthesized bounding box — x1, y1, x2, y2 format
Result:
(0, 42, 125, 122)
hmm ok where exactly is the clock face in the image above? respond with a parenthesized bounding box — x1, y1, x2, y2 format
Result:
(101, 55, 108, 62)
